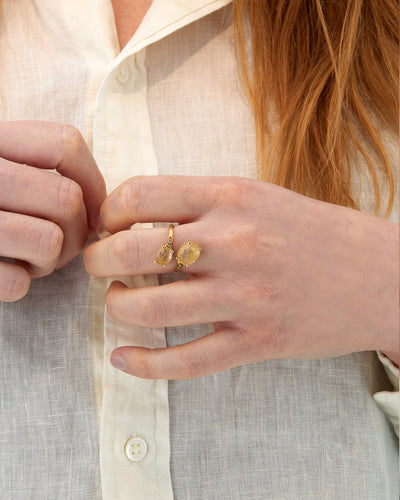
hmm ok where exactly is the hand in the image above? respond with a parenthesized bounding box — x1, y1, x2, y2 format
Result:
(0, 121, 106, 302)
(84, 175, 399, 378)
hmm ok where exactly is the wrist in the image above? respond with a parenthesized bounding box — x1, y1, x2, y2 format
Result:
(369, 217, 399, 360)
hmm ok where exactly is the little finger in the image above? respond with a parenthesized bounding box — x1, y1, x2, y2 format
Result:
(110, 326, 251, 379)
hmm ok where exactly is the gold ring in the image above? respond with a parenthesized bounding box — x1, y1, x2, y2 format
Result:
(155, 224, 175, 267)
(175, 241, 201, 272)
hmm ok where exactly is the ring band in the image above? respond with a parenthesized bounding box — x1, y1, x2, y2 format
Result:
(175, 241, 201, 272)
(155, 224, 175, 267)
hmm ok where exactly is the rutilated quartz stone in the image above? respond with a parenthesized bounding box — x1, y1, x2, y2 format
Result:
(176, 241, 201, 266)
(155, 245, 174, 266)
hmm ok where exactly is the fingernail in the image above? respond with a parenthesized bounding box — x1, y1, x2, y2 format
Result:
(111, 353, 127, 372)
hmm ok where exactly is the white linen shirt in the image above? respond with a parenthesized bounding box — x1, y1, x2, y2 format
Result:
(0, 1, 398, 499)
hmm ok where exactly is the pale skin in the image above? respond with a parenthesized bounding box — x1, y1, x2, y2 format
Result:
(0, 4, 145, 297)
(1, 1, 398, 378)
(110, 0, 152, 49)
(82, 175, 399, 377)
(0, 121, 106, 300)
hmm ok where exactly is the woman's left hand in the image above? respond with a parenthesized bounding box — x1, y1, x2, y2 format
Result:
(83, 175, 398, 378)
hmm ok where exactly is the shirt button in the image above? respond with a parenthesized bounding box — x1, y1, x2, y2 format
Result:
(116, 63, 131, 84)
(124, 436, 148, 462)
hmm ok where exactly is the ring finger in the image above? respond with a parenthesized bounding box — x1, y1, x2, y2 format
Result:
(84, 223, 214, 277)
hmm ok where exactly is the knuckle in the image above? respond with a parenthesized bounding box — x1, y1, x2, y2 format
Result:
(36, 222, 64, 260)
(231, 224, 256, 246)
(82, 245, 97, 275)
(117, 178, 145, 215)
(138, 295, 168, 327)
(241, 277, 280, 304)
(217, 178, 251, 209)
(178, 349, 206, 378)
(224, 224, 285, 266)
(109, 233, 139, 269)
(259, 319, 286, 354)
(56, 178, 84, 219)
(224, 224, 259, 259)
(221, 276, 281, 320)
(243, 302, 287, 357)
(234, 320, 284, 360)
(221, 281, 243, 309)
(228, 326, 254, 356)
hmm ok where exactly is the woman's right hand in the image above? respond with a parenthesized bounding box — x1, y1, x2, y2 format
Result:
(0, 121, 106, 302)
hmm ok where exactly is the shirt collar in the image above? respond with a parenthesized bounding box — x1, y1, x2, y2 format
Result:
(119, 0, 232, 58)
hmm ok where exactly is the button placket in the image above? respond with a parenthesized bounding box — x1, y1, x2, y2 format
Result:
(96, 44, 174, 497)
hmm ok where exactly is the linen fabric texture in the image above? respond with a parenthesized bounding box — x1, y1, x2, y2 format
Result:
(0, 1, 398, 499)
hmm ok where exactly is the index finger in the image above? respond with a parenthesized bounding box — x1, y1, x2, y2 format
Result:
(100, 175, 223, 233)
(0, 120, 106, 227)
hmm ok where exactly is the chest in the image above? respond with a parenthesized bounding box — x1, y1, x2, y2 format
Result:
(110, 0, 153, 49)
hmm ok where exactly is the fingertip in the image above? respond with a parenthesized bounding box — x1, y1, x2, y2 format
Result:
(99, 198, 108, 225)
(110, 346, 147, 378)
(0, 263, 31, 302)
(99, 199, 115, 234)
(110, 349, 128, 372)
(110, 346, 156, 379)
(108, 280, 128, 291)
(88, 190, 106, 229)
(82, 245, 92, 274)
(105, 280, 128, 317)
(99, 186, 137, 234)
(98, 176, 107, 200)
(13, 267, 31, 301)
(86, 169, 107, 230)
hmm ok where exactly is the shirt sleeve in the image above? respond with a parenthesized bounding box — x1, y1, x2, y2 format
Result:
(373, 351, 399, 437)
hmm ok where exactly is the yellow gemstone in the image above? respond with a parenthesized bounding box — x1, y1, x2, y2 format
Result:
(155, 245, 174, 266)
(176, 241, 201, 266)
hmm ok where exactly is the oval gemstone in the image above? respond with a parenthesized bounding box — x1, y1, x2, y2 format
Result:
(155, 245, 174, 266)
(176, 241, 201, 266)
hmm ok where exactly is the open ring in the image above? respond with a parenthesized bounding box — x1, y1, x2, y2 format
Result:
(155, 224, 175, 267)
(175, 241, 201, 272)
